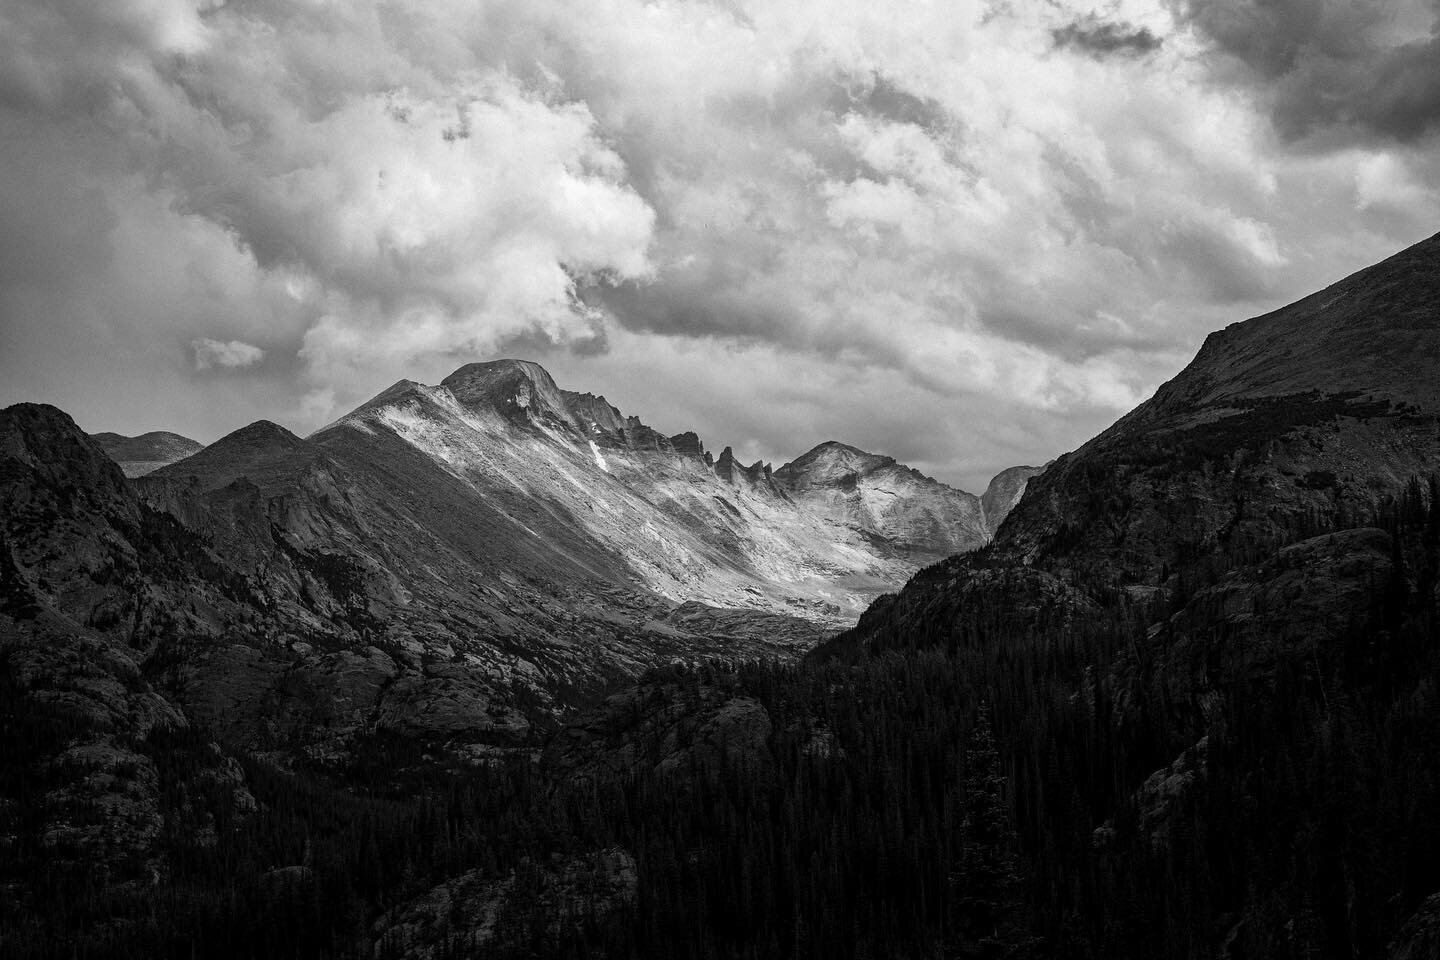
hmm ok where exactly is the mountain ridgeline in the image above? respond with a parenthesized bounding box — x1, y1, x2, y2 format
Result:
(90, 430, 204, 477)
(0, 353, 1040, 955)
(7, 232, 1440, 959)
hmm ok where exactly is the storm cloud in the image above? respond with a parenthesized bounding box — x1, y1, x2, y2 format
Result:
(1170, 0, 1440, 143)
(1, 0, 1437, 490)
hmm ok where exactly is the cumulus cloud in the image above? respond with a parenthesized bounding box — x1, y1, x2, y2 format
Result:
(192, 337, 264, 370)
(0, 0, 1437, 484)
(0, 0, 655, 408)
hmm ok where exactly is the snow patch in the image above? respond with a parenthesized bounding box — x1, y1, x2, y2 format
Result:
(588, 440, 610, 473)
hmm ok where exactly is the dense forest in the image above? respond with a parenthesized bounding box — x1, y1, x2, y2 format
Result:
(6, 476, 1440, 958)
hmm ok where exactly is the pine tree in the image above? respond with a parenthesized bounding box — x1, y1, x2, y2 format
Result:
(948, 705, 1036, 959)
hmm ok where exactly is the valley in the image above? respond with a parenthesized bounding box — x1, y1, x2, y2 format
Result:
(5, 234, 1440, 958)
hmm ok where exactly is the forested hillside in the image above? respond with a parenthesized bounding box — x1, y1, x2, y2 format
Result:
(6, 481, 1440, 958)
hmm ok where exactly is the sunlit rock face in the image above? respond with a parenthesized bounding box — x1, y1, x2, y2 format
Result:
(775, 440, 1004, 557)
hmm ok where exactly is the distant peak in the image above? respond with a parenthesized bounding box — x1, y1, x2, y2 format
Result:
(148, 418, 307, 485)
(222, 420, 302, 445)
(89, 429, 204, 474)
(806, 440, 873, 458)
(776, 441, 893, 483)
(91, 430, 197, 446)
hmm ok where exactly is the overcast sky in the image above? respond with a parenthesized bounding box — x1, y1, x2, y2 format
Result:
(2, 0, 1438, 490)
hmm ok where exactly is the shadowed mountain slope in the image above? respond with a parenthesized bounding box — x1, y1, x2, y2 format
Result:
(797, 228, 1440, 959)
(922, 229, 1440, 605)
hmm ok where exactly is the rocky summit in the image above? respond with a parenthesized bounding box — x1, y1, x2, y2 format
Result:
(774, 441, 1042, 556)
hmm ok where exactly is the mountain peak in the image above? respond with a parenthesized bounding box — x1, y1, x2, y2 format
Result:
(1, 402, 133, 495)
(89, 429, 205, 478)
(444, 358, 557, 387)
(3, 402, 117, 472)
(441, 359, 571, 426)
(218, 420, 303, 449)
(149, 419, 305, 488)
(775, 441, 894, 487)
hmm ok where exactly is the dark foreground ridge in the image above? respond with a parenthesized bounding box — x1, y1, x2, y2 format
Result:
(5, 232, 1440, 958)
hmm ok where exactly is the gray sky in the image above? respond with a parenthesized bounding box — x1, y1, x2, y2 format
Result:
(2, 0, 1437, 491)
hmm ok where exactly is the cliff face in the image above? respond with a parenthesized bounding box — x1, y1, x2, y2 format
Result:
(773, 441, 1040, 556)
(979, 464, 1044, 536)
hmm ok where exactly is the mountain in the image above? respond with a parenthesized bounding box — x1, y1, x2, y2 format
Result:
(801, 230, 1440, 955)
(827, 232, 1440, 676)
(5, 359, 1037, 772)
(0, 359, 1042, 954)
(9, 234, 1440, 957)
(294, 360, 1000, 622)
(986, 231, 1440, 596)
(979, 463, 1045, 531)
(774, 441, 989, 556)
(89, 429, 203, 476)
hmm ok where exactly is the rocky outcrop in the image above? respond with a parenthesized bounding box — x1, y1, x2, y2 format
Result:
(1390, 893, 1440, 960)
(1139, 527, 1395, 731)
(543, 676, 777, 791)
(1093, 737, 1208, 855)
(561, 389, 629, 438)
(372, 846, 638, 959)
(0, 418, 256, 899)
(713, 445, 739, 482)
(979, 463, 1044, 536)
(441, 359, 573, 427)
(669, 431, 704, 457)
